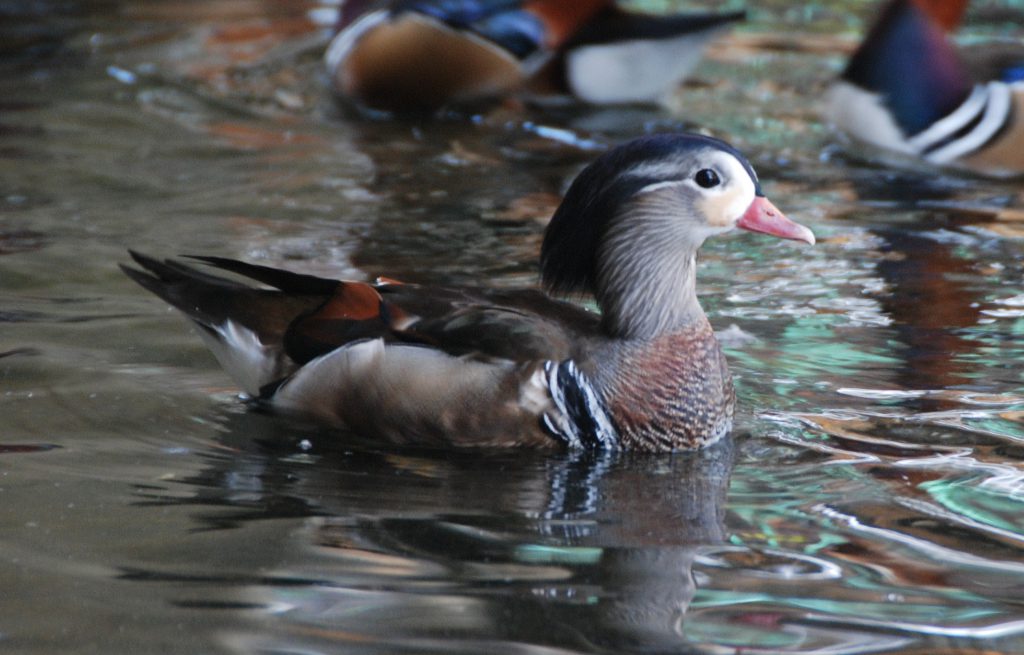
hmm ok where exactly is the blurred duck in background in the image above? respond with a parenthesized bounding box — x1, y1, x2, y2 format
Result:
(827, 0, 1024, 177)
(325, 0, 744, 112)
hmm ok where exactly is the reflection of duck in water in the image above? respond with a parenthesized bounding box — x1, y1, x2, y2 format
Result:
(872, 221, 985, 405)
(826, 0, 1024, 177)
(123, 134, 814, 451)
(843, 174, 995, 408)
(325, 0, 744, 112)
(189, 428, 734, 654)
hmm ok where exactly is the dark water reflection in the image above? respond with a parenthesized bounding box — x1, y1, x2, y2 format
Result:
(4, 0, 1024, 653)
(152, 418, 732, 654)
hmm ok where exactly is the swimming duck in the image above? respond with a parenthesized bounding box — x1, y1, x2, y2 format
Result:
(325, 0, 744, 112)
(122, 134, 814, 451)
(826, 0, 1024, 177)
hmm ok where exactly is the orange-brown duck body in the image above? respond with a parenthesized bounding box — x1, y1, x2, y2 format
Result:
(123, 134, 814, 451)
(325, 0, 744, 111)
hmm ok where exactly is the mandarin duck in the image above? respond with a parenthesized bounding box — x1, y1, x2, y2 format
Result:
(122, 134, 814, 451)
(826, 0, 1024, 177)
(325, 0, 744, 112)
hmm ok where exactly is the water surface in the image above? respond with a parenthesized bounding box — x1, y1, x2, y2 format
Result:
(3, 1, 1024, 653)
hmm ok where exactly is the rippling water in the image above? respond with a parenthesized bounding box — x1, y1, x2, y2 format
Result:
(3, 1, 1024, 653)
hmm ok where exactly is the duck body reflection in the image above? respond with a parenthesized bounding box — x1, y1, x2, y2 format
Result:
(152, 413, 733, 653)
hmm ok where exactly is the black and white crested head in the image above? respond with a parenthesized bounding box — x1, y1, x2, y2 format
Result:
(540, 133, 813, 339)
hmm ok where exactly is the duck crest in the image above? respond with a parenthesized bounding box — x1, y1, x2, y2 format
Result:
(601, 319, 734, 451)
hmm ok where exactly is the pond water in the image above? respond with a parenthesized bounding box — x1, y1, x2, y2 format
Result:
(3, 1, 1024, 653)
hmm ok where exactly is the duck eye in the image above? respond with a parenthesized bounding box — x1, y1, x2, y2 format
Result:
(694, 169, 720, 188)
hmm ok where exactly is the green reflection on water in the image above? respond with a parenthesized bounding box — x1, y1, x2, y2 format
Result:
(921, 476, 1024, 535)
(514, 544, 604, 565)
(962, 416, 1024, 441)
(690, 590, 1009, 622)
(726, 316, 899, 395)
(779, 319, 899, 374)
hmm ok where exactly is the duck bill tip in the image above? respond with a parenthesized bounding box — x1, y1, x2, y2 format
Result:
(737, 196, 815, 245)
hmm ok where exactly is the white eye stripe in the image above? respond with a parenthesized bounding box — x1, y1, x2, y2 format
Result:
(637, 176, 727, 196)
(625, 159, 690, 180)
(636, 179, 686, 195)
(629, 151, 754, 198)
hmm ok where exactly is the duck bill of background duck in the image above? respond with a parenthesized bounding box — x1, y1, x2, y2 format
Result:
(736, 196, 815, 245)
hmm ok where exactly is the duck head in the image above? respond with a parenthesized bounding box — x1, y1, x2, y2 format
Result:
(540, 133, 814, 339)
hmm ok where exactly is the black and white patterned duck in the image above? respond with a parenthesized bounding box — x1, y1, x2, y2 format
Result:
(827, 0, 1024, 177)
(122, 134, 814, 451)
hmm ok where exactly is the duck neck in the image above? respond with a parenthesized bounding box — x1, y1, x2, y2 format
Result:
(597, 245, 705, 341)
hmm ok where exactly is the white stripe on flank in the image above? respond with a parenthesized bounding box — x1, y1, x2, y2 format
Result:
(907, 85, 988, 152)
(565, 361, 618, 449)
(543, 360, 581, 448)
(925, 82, 1013, 164)
(542, 360, 619, 449)
(324, 10, 390, 75)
